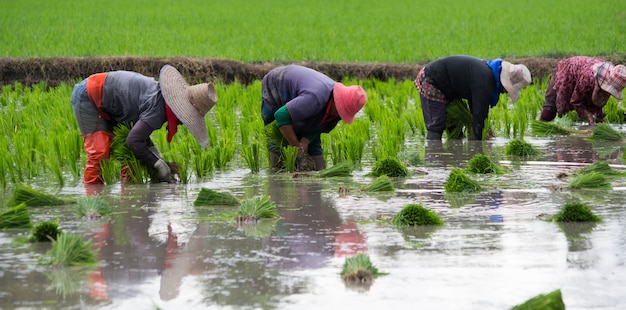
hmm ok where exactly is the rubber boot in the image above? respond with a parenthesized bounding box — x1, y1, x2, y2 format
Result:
(426, 131, 443, 140)
(83, 131, 113, 184)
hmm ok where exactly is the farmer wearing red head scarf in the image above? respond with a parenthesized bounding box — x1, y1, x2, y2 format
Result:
(71, 65, 218, 185)
(261, 65, 368, 171)
(539, 56, 626, 124)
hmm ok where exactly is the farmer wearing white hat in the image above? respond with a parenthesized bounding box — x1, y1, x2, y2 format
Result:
(71, 64, 218, 184)
(261, 65, 367, 171)
(415, 55, 532, 140)
(539, 56, 626, 124)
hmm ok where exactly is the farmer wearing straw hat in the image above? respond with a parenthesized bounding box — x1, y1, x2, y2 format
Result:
(415, 55, 532, 140)
(71, 64, 218, 184)
(261, 65, 367, 171)
(539, 56, 626, 124)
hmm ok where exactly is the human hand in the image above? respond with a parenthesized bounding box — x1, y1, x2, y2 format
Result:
(153, 159, 175, 183)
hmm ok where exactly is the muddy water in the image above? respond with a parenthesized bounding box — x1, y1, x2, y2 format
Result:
(1, 136, 625, 310)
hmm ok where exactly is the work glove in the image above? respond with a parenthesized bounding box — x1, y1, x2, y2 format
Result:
(148, 146, 163, 159)
(153, 159, 175, 183)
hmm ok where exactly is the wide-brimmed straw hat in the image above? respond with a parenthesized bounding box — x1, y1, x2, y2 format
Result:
(592, 62, 626, 100)
(500, 61, 532, 103)
(160, 65, 218, 148)
(333, 83, 367, 124)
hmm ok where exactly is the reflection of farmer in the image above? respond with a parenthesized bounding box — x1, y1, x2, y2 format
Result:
(539, 56, 626, 124)
(415, 55, 531, 140)
(261, 65, 367, 171)
(71, 65, 218, 184)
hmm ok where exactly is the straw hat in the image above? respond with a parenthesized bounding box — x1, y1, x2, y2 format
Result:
(592, 62, 626, 100)
(333, 83, 367, 124)
(500, 61, 532, 103)
(159, 65, 218, 148)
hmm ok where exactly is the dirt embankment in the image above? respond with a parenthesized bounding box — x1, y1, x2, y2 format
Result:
(1, 55, 625, 88)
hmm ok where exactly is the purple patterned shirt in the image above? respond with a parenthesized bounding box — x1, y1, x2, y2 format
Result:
(552, 56, 604, 118)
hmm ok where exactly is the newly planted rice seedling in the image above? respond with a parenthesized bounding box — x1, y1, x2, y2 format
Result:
(281, 146, 299, 173)
(340, 253, 386, 289)
(363, 175, 395, 192)
(552, 202, 601, 223)
(318, 161, 354, 178)
(194, 188, 240, 206)
(42, 233, 99, 267)
(7, 183, 74, 208)
(0, 203, 32, 229)
(392, 203, 444, 226)
(234, 196, 279, 224)
(446, 99, 472, 139)
(29, 219, 61, 242)
(241, 142, 261, 174)
(370, 157, 408, 178)
(569, 172, 612, 190)
(444, 168, 481, 193)
(511, 289, 565, 310)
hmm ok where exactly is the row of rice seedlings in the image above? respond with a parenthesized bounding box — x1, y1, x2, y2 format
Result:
(392, 203, 444, 226)
(444, 168, 481, 193)
(369, 157, 408, 177)
(466, 153, 506, 174)
(340, 253, 386, 290)
(318, 161, 354, 178)
(7, 183, 74, 208)
(362, 175, 394, 192)
(194, 188, 240, 206)
(325, 118, 371, 166)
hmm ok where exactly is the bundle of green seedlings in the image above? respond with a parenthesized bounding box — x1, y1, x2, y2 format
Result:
(110, 123, 180, 183)
(392, 203, 444, 226)
(590, 123, 624, 141)
(362, 174, 395, 192)
(318, 161, 354, 178)
(510, 289, 565, 310)
(41, 233, 99, 267)
(0, 203, 32, 229)
(530, 120, 570, 136)
(29, 219, 61, 242)
(76, 196, 113, 220)
(340, 253, 386, 289)
(194, 188, 240, 206)
(574, 161, 624, 177)
(466, 153, 506, 174)
(568, 171, 612, 190)
(505, 139, 537, 157)
(7, 183, 74, 208)
(234, 195, 279, 225)
(550, 202, 602, 223)
(445, 99, 473, 139)
(444, 168, 481, 193)
(369, 157, 408, 177)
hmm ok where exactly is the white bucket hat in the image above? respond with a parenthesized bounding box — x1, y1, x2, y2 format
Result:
(159, 65, 218, 148)
(500, 61, 532, 103)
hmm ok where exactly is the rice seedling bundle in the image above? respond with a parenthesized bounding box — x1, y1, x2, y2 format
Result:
(552, 202, 601, 223)
(0, 203, 32, 229)
(235, 195, 278, 224)
(370, 157, 408, 177)
(444, 168, 481, 193)
(568, 172, 611, 190)
(590, 123, 624, 141)
(445, 99, 472, 139)
(318, 161, 354, 178)
(110, 123, 150, 183)
(363, 175, 395, 192)
(392, 203, 444, 226)
(531, 120, 570, 136)
(7, 183, 73, 208)
(511, 289, 565, 310)
(467, 153, 505, 174)
(574, 161, 621, 176)
(42, 233, 99, 266)
(194, 188, 240, 206)
(340, 253, 385, 288)
(76, 196, 112, 219)
(30, 220, 61, 242)
(505, 139, 537, 157)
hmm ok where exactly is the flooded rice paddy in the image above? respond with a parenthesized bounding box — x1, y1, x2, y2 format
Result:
(1, 134, 625, 310)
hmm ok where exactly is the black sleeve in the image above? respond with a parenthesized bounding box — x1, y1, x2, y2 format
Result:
(126, 119, 159, 166)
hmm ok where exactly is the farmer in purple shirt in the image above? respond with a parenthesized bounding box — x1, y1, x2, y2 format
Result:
(415, 55, 532, 140)
(71, 65, 218, 185)
(261, 65, 367, 171)
(539, 56, 626, 124)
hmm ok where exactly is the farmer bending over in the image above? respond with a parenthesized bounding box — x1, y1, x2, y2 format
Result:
(415, 55, 532, 140)
(539, 56, 626, 124)
(261, 65, 367, 171)
(71, 64, 218, 184)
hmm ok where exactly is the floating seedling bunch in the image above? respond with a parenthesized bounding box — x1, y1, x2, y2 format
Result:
(0, 203, 32, 229)
(340, 253, 386, 290)
(76, 196, 112, 220)
(234, 195, 279, 225)
(370, 157, 408, 178)
(318, 161, 354, 178)
(362, 175, 395, 192)
(29, 220, 61, 242)
(530, 120, 570, 136)
(466, 153, 506, 174)
(444, 168, 481, 193)
(392, 203, 444, 226)
(41, 233, 99, 267)
(194, 188, 240, 206)
(505, 139, 538, 157)
(551, 202, 602, 223)
(7, 183, 74, 208)
(590, 123, 624, 141)
(568, 172, 612, 190)
(511, 289, 565, 310)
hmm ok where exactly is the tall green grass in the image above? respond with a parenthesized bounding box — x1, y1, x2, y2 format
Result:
(1, 0, 624, 62)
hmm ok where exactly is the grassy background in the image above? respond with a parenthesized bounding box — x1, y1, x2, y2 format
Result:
(1, 0, 624, 62)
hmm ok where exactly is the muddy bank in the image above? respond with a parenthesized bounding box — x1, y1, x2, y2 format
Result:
(1, 55, 625, 88)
